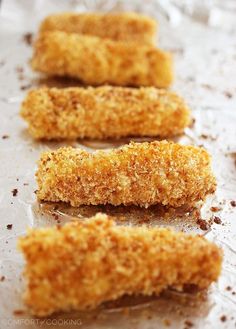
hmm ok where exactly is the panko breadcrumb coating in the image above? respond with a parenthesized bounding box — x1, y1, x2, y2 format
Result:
(19, 214, 222, 317)
(36, 141, 216, 208)
(40, 12, 157, 45)
(31, 31, 173, 88)
(20, 86, 191, 140)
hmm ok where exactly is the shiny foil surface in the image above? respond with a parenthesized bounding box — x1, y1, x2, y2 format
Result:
(0, 0, 236, 328)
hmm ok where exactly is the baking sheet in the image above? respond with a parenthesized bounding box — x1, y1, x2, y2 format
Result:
(0, 0, 236, 328)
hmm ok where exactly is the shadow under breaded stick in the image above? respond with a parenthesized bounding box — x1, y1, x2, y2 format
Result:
(40, 12, 157, 45)
(20, 86, 191, 140)
(19, 213, 222, 317)
(31, 31, 173, 88)
(36, 141, 216, 208)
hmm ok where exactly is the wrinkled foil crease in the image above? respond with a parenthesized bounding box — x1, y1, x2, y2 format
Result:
(0, 0, 236, 328)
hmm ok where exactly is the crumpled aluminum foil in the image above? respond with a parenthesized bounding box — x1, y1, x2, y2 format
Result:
(0, 0, 236, 328)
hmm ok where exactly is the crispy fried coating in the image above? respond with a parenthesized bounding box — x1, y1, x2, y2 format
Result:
(40, 12, 157, 45)
(19, 213, 222, 316)
(20, 86, 191, 140)
(36, 141, 216, 208)
(31, 31, 173, 88)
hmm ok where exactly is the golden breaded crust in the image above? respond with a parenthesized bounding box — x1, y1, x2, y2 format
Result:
(20, 86, 191, 140)
(31, 31, 173, 88)
(40, 12, 157, 45)
(19, 214, 222, 316)
(36, 141, 216, 207)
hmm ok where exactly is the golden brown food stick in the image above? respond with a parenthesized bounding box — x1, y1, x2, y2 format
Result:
(36, 141, 216, 208)
(19, 213, 222, 317)
(20, 86, 191, 140)
(31, 31, 173, 88)
(40, 12, 157, 45)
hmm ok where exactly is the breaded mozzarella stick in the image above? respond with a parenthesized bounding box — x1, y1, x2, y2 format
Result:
(31, 31, 173, 88)
(40, 12, 157, 45)
(20, 86, 191, 140)
(19, 214, 222, 316)
(36, 141, 216, 208)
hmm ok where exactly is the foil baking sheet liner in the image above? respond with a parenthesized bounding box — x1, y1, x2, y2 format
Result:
(0, 0, 236, 328)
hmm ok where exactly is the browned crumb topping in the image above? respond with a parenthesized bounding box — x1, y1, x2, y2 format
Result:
(20, 84, 31, 91)
(18, 213, 222, 317)
(213, 216, 222, 224)
(220, 315, 227, 322)
(11, 188, 18, 197)
(36, 141, 216, 208)
(210, 206, 221, 212)
(184, 320, 194, 328)
(20, 86, 191, 140)
(13, 309, 25, 316)
(163, 319, 171, 326)
(40, 12, 157, 45)
(230, 200, 236, 207)
(23, 32, 33, 46)
(31, 31, 173, 88)
(197, 219, 210, 231)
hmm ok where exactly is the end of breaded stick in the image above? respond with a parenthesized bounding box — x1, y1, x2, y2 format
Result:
(36, 141, 216, 208)
(31, 31, 173, 88)
(40, 12, 157, 45)
(20, 86, 191, 140)
(18, 213, 222, 317)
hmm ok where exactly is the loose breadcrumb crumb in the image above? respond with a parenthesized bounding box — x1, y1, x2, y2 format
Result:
(36, 141, 216, 207)
(40, 12, 157, 45)
(20, 86, 191, 140)
(18, 213, 222, 317)
(31, 31, 173, 88)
